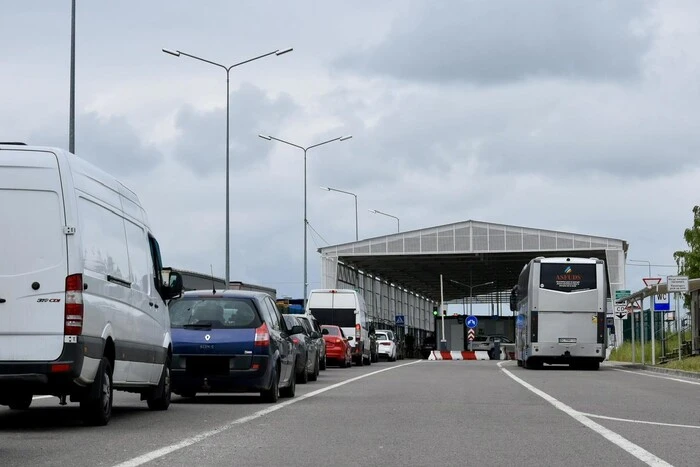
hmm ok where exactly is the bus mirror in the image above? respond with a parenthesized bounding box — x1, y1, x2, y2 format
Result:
(509, 288, 518, 312)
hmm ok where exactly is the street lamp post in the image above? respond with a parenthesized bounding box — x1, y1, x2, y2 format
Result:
(369, 209, 399, 233)
(69, 0, 76, 153)
(449, 279, 495, 316)
(259, 134, 352, 307)
(320, 186, 358, 241)
(163, 46, 293, 288)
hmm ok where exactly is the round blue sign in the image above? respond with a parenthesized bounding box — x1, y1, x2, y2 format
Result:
(465, 315, 478, 328)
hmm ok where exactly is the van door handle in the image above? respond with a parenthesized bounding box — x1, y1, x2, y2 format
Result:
(0, 298, 5, 304)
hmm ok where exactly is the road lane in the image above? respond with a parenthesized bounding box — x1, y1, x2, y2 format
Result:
(143, 361, 643, 467)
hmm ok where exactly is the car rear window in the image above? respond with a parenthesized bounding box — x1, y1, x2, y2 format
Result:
(322, 326, 340, 336)
(376, 333, 388, 340)
(169, 297, 262, 329)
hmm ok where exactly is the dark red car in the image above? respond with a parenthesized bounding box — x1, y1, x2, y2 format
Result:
(321, 325, 352, 368)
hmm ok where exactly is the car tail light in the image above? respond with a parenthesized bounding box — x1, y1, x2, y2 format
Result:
(292, 337, 300, 345)
(355, 323, 361, 340)
(254, 322, 270, 347)
(64, 274, 83, 336)
(335, 338, 343, 344)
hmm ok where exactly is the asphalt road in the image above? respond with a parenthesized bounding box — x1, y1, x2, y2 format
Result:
(1, 360, 698, 466)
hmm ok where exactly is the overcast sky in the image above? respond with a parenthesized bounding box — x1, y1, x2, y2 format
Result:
(2, 0, 698, 300)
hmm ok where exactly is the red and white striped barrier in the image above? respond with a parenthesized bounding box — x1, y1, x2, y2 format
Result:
(428, 350, 490, 361)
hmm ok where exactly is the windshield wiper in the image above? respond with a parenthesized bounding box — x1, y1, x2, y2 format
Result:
(183, 322, 213, 329)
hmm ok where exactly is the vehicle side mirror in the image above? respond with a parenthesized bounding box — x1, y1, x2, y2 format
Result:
(290, 325, 305, 335)
(322, 328, 329, 335)
(347, 336, 354, 341)
(163, 270, 183, 300)
(509, 287, 518, 312)
(311, 331, 321, 339)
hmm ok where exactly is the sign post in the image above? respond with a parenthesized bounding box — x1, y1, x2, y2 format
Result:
(439, 274, 447, 351)
(643, 278, 662, 365)
(654, 292, 670, 355)
(668, 275, 689, 361)
(466, 316, 478, 351)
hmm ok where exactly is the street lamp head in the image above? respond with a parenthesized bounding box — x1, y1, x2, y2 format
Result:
(368, 209, 378, 214)
(339, 135, 353, 141)
(258, 134, 272, 141)
(276, 47, 294, 56)
(162, 48, 180, 57)
(320, 186, 331, 191)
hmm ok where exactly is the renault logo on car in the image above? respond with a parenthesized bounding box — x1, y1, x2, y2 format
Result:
(205, 334, 211, 341)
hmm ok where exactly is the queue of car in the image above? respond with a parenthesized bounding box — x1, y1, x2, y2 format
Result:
(165, 287, 406, 405)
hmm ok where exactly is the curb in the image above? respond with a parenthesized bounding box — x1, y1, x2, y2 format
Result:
(606, 361, 700, 380)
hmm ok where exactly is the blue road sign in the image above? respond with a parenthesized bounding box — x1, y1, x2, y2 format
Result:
(654, 293, 670, 312)
(395, 315, 405, 326)
(466, 315, 478, 329)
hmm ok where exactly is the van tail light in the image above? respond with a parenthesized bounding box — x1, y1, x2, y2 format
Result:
(254, 322, 270, 347)
(355, 323, 361, 340)
(64, 274, 84, 336)
(292, 337, 300, 345)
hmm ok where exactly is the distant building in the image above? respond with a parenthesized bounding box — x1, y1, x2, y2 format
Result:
(165, 268, 277, 298)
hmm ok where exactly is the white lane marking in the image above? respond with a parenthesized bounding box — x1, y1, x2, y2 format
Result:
(32, 396, 53, 400)
(612, 368, 700, 386)
(113, 360, 422, 467)
(579, 412, 700, 430)
(497, 361, 672, 467)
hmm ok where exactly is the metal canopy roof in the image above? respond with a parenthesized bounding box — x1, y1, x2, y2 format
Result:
(319, 220, 628, 302)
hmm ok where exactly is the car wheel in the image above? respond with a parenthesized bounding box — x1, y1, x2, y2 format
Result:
(320, 354, 327, 371)
(261, 363, 280, 402)
(147, 361, 171, 411)
(280, 366, 296, 398)
(309, 355, 319, 382)
(80, 356, 113, 426)
(7, 393, 33, 410)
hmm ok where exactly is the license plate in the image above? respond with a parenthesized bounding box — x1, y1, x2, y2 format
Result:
(559, 338, 577, 344)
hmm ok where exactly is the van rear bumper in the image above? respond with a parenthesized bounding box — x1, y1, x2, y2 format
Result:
(0, 337, 102, 395)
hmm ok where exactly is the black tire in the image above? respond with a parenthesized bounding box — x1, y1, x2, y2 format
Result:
(365, 354, 371, 366)
(280, 366, 296, 398)
(81, 357, 113, 426)
(7, 393, 33, 410)
(297, 356, 309, 384)
(319, 354, 327, 371)
(147, 361, 171, 411)
(345, 357, 352, 368)
(308, 355, 319, 382)
(517, 360, 523, 367)
(261, 363, 280, 403)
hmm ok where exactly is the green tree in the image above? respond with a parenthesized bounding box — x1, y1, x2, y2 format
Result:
(673, 205, 700, 308)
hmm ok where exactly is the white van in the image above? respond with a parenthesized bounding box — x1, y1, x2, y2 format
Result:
(306, 289, 371, 366)
(0, 143, 183, 425)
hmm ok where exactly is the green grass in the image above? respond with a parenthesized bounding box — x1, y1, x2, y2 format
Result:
(609, 331, 697, 371)
(663, 355, 700, 372)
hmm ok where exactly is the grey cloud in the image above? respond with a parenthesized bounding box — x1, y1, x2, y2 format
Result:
(172, 83, 297, 176)
(335, 0, 656, 85)
(28, 112, 163, 176)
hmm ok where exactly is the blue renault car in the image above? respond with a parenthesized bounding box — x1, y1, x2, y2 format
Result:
(169, 290, 300, 402)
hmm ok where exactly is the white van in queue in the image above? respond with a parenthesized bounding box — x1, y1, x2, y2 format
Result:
(0, 143, 183, 425)
(306, 289, 371, 366)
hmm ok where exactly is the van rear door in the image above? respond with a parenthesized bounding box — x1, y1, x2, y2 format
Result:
(0, 149, 68, 361)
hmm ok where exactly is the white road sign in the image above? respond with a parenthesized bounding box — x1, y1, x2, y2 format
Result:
(667, 275, 689, 293)
(613, 304, 628, 319)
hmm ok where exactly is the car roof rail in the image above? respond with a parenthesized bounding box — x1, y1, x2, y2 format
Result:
(0, 142, 27, 145)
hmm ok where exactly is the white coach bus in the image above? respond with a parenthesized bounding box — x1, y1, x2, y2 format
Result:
(510, 256, 607, 370)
